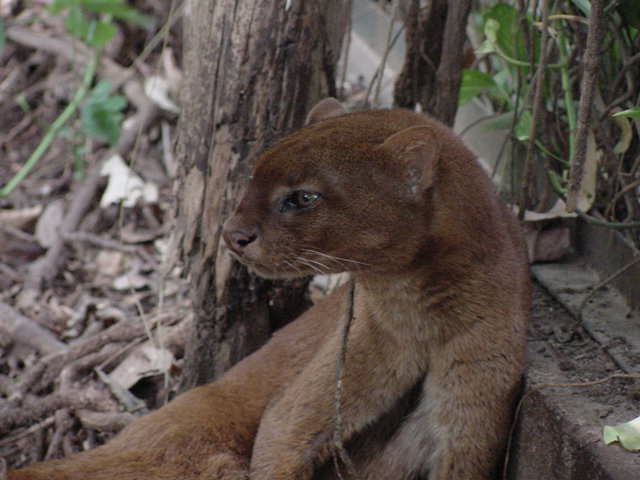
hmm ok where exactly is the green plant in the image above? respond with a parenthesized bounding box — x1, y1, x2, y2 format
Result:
(460, 1, 640, 233)
(0, 0, 149, 197)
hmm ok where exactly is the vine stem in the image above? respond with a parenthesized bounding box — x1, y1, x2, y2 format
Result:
(0, 52, 100, 197)
(332, 279, 358, 479)
(518, 0, 551, 219)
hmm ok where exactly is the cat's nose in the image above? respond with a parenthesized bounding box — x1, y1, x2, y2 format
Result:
(223, 227, 258, 255)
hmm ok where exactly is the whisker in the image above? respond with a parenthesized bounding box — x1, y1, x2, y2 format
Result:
(300, 248, 371, 266)
(295, 257, 326, 275)
(299, 256, 331, 272)
(282, 258, 303, 276)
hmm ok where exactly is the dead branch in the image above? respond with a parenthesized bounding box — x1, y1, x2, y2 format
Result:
(13, 319, 147, 397)
(0, 417, 55, 448)
(62, 231, 155, 264)
(0, 394, 67, 437)
(76, 409, 135, 433)
(432, 0, 472, 126)
(17, 165, 103, 309)
(6, 26, 127, 85)
(44, 409, 73, 461)
(0, 301, 67, 355)
(566, 0, 605, 212)
(0, 382, 118, 437)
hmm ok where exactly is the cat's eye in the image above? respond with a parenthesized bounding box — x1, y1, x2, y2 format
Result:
(279, 190, 321, 213)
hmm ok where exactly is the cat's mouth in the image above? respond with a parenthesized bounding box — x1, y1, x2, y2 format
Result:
(227, 249, 303, 280)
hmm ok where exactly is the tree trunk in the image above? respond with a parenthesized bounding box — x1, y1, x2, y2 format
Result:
(173, 0, 348, 390)
(394, 0, 471, 126)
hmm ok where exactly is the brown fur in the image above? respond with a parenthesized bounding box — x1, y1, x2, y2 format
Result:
(9, 101, 530, 480)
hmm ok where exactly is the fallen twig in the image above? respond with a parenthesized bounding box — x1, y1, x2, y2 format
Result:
(76, 409, 135, 433)
(0, 417, 55, 448)
(0, 301, 68, 355)
(62, 231, 155, 264)
(44, 409, 73, 461)
(332, 280, 358, 479)
(578, 254, 640, 320)
(0, 383, 118, 437)
(17, 164, 104, 309)
(12, 319, 147, 397)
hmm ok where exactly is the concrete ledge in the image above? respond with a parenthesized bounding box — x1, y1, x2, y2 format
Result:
(510, 388, 638, 479)
(508, 279, 640, 478)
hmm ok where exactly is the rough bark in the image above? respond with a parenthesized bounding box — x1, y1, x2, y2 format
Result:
(173, 0, 347, 389)
(394, 0, 471, 126)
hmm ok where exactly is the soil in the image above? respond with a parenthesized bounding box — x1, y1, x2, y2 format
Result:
(2, 2, 639, 476)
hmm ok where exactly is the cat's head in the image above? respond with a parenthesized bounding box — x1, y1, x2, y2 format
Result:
(222, 99, 442, 279)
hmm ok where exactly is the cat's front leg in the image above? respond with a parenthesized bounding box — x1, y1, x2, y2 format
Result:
(249, 316, 423, 480)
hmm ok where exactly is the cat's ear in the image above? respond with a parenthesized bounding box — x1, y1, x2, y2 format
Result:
(376, 126, 440, 191)
(305, 98, 347, 125)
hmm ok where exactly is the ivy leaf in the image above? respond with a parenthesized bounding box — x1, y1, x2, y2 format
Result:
(64, 5, 91, 40)
(459, 69, 497, 105)
(604, 415, 640, 451)
(86, 20, 117, 48)
(81, 81, 127, 146)
(612, 107, 640, 119)
(484, 3, 527, 62)
(515, 110, 533, 141)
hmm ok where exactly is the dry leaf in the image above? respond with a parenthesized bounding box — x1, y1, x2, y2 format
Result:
(575, 130, 599, 212)
(113, 270, 151, 290)
(100, 154, 159, 208)
(144, 76, 180, 114)
(109, 342, 174, 390)
(0, 205, 43, 229)
(517, 200, 575, 263)
(35, 199, 65, 248)
(95, 250, 126, 277)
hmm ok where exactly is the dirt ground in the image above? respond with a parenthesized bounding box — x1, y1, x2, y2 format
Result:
(2, 270, 638, 474)
(528, 284, 638, 410)
(2, 1, 639, 476)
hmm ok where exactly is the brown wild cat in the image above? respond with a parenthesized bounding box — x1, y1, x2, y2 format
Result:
(8, 99, 530, 480)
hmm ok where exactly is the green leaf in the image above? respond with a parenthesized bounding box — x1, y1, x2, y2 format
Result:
(570, 0, 591, 16)
(484, 3, 524, 62)
(83, 0, 153, 27)
(87, 20, 117, 48)
(64, 6, 91, 39)
(612, 114, 633, 154)
(0, 18, 6, 57)
(515, 110, 533, 141)
(612, 107, 640, 119)
(547, 170, 567, 195)
(49, 0, 78, 14)
(459, 69, 498, 105)
(81, 81, 127, 146)
(604, 416, 640, 451)
(480, 112, 515, 131)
